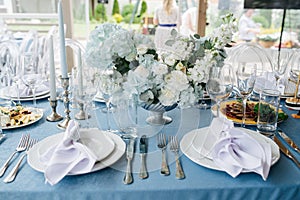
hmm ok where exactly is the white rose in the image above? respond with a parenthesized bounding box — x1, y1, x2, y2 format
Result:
(153, 63, 168, 75)
(159, 88, 179, 106)
(134, 65, 149, 80)
(166, 71, 189, 91)
(164, 55, 176, 66)
(136, 44, 148, 55)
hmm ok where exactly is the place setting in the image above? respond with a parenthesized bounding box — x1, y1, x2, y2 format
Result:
(27, 120, 126, 185)
(179, 55, 299, 180)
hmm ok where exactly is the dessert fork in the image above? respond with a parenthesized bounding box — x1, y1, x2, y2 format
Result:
(3, 138, 38, 183)
(0, 134, 29, 177)
(169, 136, 185, 179)
(157, 133, 169, 175)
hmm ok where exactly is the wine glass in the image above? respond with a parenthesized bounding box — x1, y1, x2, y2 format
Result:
(0, 40, 21, 106)
(206, 64, 234, 117)
(98, 68, 122, 132)
(269, 48, 292, 93)
(75, 67, 99, 128)
(20, 52, 44, 108)
(236, 62, 257, 127)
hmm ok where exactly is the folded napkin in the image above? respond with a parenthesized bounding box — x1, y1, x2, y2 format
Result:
(254, 72, 277, 93)
(40, 120, 98, 185)
(11, 80, 49, 97)
(204, 117, 272, 180)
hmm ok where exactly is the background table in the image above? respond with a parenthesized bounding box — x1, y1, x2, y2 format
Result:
(0, 98, 299, 200)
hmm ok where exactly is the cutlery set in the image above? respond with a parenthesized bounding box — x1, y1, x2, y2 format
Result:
(0, 134, 38, 183)
(123, 133, 185, 185)
(157, 133, 185, 179)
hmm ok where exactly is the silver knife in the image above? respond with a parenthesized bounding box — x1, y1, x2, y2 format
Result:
(139, 135, 148, 179)
(0, 133, 5, 142)
(278, 130, 300, 153)
(123, 137, 135, 184)
(274, 136, 300, 168)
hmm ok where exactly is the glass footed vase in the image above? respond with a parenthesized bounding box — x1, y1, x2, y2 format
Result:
(141, 102, 177, 125)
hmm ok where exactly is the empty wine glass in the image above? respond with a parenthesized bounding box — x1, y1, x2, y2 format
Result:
(76, 67, 99, 128)
(0, 40, 21, 106)
(20, 52, 44, 108)
(236, 63, 257, 127)
(206, 64, 234, 117)
(98, 68, 122, 131)
(269, 49, 292, 94)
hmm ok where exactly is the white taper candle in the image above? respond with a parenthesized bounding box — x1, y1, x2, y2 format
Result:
(49, 35, 57, 101)
(58, 0, 68, 78)
(78, 48, 83, 96)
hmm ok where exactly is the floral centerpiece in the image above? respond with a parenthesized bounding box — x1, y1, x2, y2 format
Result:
(123, 13, 237, 108)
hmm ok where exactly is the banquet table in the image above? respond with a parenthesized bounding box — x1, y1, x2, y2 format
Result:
(0, 97, 299, 200)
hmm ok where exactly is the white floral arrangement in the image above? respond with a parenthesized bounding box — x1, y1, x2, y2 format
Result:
(85, 23, 157, 76)
(124, 13, 237, 108)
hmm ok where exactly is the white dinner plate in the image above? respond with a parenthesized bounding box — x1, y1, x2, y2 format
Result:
(1, 107, 43, 130)
(37, 128, 115, 162)
(180, 127, 280, 172)
(28, 130, 126, 175)
(10, 87, 50, 98)
(0, 87, 50, 101)
(285, 104, 300, 111)
(93, 93, 105, 103)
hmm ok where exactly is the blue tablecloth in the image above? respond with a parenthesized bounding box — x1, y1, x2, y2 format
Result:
(0, 98, 299, 200)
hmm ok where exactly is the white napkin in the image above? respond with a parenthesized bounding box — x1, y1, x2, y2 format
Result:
(197, 117, 234, 158)
(11, 81, 49, 97)
(204, 117, 272, 180)
(254, 72, 277, 93)
(40, 120, 98, 185)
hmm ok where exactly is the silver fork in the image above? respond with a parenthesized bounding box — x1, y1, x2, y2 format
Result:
(157, 133, 169, 175)
(169, 136, 185, 179)
(0, 134, 29, 177)
(3, 138, 38, 183)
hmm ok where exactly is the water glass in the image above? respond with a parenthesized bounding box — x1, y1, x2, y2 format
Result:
(206, 64, 234, 117)
(257, 89, 281, 136)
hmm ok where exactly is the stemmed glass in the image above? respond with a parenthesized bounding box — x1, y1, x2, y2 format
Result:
(236, 63, 257, 127)
(98, 68, 122, 132)
(0, 41, 21, 106)
(20, 52, 44, 108)
(206, 64, 234, 117)
(76, 67, 99, 128)
(269, 49, 292, 92)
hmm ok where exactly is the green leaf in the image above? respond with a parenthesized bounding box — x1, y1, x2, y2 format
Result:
(193, 34, 200, 39)
(170, 29, 178, 37)
(165, 40, 175, 47)
(204, 40, 212, 49)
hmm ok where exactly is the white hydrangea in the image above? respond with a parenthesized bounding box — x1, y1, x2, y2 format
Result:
(165, 70, 189, 91)
(158, 87, 180, 106)
(152, 63, 168, 76)
(85, 23, 156, 73)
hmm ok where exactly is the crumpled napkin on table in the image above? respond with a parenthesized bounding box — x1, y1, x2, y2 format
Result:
(204, 117, 272, 180)
(40, 120, 98, 185)
(11, 80, 49, 97)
